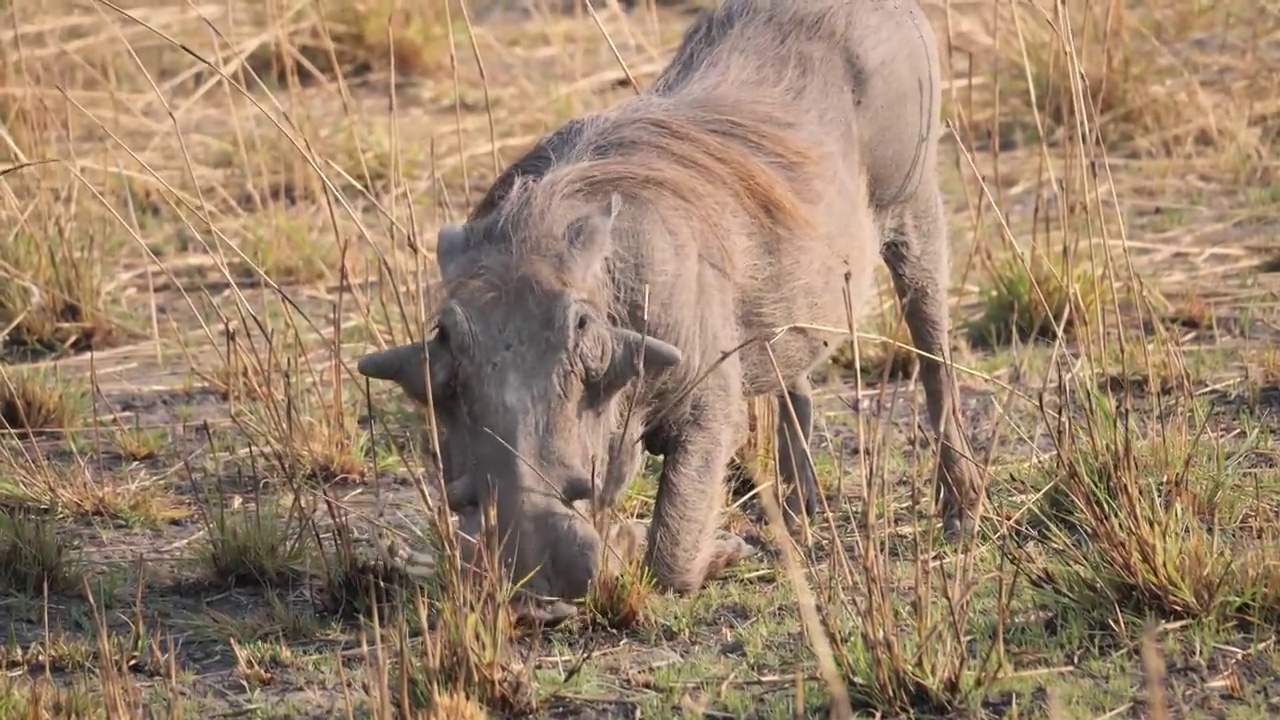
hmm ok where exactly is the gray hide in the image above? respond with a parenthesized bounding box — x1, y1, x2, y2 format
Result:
(358, 0, 982, 602)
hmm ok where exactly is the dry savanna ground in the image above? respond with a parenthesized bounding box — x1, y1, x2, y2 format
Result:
(0, 0, 1278, 717)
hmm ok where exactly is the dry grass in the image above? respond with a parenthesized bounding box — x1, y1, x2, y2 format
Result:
(0, 368, 87, 432)
(0, 449, 183, 525)
(109, 421, 167, 461)
(0, 196, 132, 360)
(583, 560, 653, 630)
(0, 0, 1275, 717)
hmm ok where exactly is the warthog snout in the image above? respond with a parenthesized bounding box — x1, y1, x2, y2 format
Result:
(453, 499, 606, 601)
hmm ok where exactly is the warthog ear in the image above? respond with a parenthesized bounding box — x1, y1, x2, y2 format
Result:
(567, 193, 621, 283)
(600, 328, 682, 395)
(356, 338, 452, 406)
(436, 224, 468, 284)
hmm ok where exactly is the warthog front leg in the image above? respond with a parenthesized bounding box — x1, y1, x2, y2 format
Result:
(881, 181, 983, 540)
(602, 517, 754, 582)
(644, 378, 745, 592)
(777, 380, 819, 525)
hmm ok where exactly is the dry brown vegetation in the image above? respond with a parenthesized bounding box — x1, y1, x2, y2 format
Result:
(1, 0, 1278, 717)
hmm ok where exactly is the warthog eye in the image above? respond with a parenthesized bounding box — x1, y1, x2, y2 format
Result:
(570, 304, 593, 336)
(571, 307, 611, 384)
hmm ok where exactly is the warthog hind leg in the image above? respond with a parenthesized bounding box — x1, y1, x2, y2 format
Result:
(776, 380, 819, 525)
(880, 181, 983, 540)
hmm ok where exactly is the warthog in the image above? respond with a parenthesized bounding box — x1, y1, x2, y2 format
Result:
(358, 0, 982, 602)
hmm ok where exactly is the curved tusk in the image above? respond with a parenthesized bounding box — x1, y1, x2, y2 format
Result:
(356, 343, 424, 382)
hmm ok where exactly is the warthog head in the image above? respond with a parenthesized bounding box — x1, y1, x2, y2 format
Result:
(357, 196, 683, 601)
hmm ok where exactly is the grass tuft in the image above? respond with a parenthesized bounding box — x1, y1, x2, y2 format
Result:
(965, 251, 1097, 350)
(583, 562, 653, 631)
(393, 593, 535, 718)
(1016, 379, 1280, 626)
(387, 510, 537, 719)
(416, 690, 491, 720)
(0, 369, 87, 432)
(212, 330, 376, 486)
(110, 424, 167, 462)
(0, 161, 139, 360)
(199, 494, 314, 588)
(825, 485, 1003, 717)
(0, 452, 182, 526)
(0, 509, 85, 596)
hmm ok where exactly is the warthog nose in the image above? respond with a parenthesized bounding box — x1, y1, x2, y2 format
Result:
(560, 476, 596, 504)
(444, 475, 475, 511)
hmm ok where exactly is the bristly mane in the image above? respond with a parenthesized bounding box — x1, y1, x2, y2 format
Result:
(467, 117, 596, 223)
(481, 90, 825, 273)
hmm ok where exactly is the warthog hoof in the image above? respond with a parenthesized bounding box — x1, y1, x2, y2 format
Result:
(941, 511, 977, 545)
(704, 529, 758, 581)
(510, 596, 580, 629)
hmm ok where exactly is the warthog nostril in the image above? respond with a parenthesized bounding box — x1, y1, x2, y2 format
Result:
(560, 476, 597, 504)
(445, 475, 476, 511)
